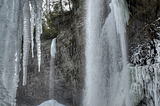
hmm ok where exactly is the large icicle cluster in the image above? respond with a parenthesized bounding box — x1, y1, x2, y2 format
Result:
(22, 0, 51, 85)
(0, 0, 50, 105)
(35, 0, 43, 73)
(22, 0, 44, 85)
(22, 0, 50, 83)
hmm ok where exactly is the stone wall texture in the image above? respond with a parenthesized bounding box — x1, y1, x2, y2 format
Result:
(52, 1, 85, 105)
(16, 0, 85, 106)
(16, 40, 52, 106)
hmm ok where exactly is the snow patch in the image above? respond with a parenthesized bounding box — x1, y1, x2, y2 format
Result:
(38, 99, 65, 106)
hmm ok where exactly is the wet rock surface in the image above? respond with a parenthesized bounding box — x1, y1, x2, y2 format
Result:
(16, 40, 52, 106)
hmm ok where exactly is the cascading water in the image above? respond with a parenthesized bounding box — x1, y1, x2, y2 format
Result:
(49, 38, 57, 99)
(84, 0, 130, 106)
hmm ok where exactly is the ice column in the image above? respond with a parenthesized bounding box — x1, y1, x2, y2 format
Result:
(36, 0, 43, 72)
(111, 0, 130, 105)
(30, 0, 35, 58)
(22, 0, 31, 86)
(22, 0, 44, 85)
(0, 0, 23, 105)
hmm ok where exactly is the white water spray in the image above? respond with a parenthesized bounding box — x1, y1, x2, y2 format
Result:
(84, 0, 130, 106)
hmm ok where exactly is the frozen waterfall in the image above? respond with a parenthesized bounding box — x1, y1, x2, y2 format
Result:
(83, 0, 130, 106)
(84, 0, 160, 106)
(1, 0, 160, 106)
(0, 0, 49, 105)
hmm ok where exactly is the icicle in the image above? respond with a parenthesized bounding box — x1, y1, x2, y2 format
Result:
(46, 0, 50, 13)
(22, 0, 31, 85)
(30, 1, 35, 58)
(16, 0, 23, 78)
(35, 0, 43, 72)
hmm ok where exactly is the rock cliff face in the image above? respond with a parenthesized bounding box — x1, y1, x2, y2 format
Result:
(16, 40, 52, 106)
(52, 1, 85, 106)
(16, 0, 85, 106)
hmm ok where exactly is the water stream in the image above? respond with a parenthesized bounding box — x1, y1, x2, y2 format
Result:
(49, 38, 57, 99)
(84, 0, 130, 105)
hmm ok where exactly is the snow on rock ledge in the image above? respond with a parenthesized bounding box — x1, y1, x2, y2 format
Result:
(38, 99, 65, 106)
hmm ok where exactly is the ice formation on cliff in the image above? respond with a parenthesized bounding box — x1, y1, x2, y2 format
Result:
(0, 0, 50, 105)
